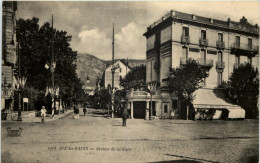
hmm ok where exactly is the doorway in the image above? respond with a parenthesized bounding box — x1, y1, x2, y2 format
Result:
(133, 101, 146, 119)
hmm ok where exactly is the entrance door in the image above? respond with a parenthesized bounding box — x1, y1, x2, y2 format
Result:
(133, 102, 146, 119)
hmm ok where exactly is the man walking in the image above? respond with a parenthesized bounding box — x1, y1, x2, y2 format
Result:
(83, 107, 87, 116)
(122, 108, 129, 127)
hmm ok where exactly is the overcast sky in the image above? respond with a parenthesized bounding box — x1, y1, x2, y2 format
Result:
(16, 1, 260, 60)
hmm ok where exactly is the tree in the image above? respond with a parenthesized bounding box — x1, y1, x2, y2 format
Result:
(16, 17, 86, 110)
(120, 65, 146, 90)
(167, 59, 210, 119)
(222, 63, 259, 118)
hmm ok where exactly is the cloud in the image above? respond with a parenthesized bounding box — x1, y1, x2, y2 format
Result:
(115, 22, 146, 60)
(76, 22, 146, 60)
(77, 27, 111, 60)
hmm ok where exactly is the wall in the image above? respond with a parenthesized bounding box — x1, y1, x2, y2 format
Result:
(104, 61, 131, 89)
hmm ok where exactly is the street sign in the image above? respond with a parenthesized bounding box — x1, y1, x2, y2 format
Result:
(23, 98, 28, 103)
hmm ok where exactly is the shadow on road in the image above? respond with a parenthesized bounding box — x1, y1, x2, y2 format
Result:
(149, 160, 201, 163)
(165, 154, 219, 163)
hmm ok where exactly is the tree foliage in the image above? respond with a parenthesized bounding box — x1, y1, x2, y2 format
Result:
(16, 17, 85, 110)
(167, 59, 209, 103)
(222, 63, 259, 118)
(120, 64, 146, 90)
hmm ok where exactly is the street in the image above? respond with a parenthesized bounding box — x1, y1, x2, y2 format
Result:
(2, 107, 259, 163)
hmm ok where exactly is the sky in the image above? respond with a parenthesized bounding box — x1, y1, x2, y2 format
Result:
(16, 1, 260, 60)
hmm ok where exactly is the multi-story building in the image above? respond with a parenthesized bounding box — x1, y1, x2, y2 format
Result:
(127, 10, 258, 120)
(104, 60, 131, 90)
(2, 1, 18, 120)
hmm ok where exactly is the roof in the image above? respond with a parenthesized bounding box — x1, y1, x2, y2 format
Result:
(105, 59, 132, 69)
(144, 10, 259, 37)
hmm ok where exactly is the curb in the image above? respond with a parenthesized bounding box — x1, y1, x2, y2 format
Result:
(2, 110, 73, 123)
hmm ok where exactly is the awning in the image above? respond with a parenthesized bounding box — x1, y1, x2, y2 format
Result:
(193, 88, 242, 109)
(228, 108, 245, 119)
(193, 89, 245, 119)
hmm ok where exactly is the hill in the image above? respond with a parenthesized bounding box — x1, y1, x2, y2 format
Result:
(76, 53, 146, 88)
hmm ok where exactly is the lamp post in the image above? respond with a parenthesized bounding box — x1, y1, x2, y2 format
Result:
(45, 15, 57, 114)
(14, 39, 27, 121)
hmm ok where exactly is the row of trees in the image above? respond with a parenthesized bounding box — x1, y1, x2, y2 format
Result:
(16, 17, 86, 111)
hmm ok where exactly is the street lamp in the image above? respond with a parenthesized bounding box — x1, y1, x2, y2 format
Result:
(14, 76, 27, 121)
(111, 63, 120, 118)
(45, 61, 57, 114)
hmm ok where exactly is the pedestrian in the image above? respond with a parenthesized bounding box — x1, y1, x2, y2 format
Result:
(41, 106, 47, 123)
(171, 110, 175, 119)
(74, 106, 78, 119)
(122, 108, 129, 127)
(51, 107, 55, 118)
(83, 107, 87, 116)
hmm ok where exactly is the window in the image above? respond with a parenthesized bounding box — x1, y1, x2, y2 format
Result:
(235, 36, 240, 48)
(182, 47, 188, 58)
(201, 30, 206, 40)
(154, 32, 160, 48)
(235, 55, 240, 64)
(218, 33, 223, 42)
(217, 72, 223, 87)
(248, 57, 252, 64)
(248, 38, 252, 50)
(182, 27, 189, 37)
(201, 49, 206, 60)
(119, 68, 121, 73)
(164, 104, 168, 113)
(218, 52, 223, 62)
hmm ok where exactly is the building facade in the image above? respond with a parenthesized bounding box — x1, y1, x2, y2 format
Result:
(104, 60, 131, 90)
(2, 2, 18, 120)
(139, 10, 258, 119)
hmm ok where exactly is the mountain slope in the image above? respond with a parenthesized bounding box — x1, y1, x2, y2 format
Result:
(76, 53, 146, 88)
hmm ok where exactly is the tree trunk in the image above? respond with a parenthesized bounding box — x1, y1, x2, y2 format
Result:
(186, 105, 189, 120)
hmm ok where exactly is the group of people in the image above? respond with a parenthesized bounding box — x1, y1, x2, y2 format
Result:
(74, 105, 87, 119)
(40, 104, 130, 126)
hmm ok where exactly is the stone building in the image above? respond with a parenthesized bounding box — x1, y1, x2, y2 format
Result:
(2, 1, 18, 120)
(128, 10, 259, 120)
(104, 60, 131, 90)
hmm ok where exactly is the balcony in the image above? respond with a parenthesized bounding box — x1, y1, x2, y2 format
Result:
(180, 57, 187, 65)
(199, 38, 208, 47)
(180, 35, 190, 44)
(231, 43, 259, 56)
(216, 61, 225, 69)
(196, 58, 213, 67)
(216, 41, 225, 49)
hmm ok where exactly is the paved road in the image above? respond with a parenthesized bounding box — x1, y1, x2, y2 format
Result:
(2, 108, 259, 163)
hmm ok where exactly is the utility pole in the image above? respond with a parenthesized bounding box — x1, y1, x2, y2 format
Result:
(51, 14, 56, 114)
(150, 60, 153, 120)
(111, 23, 115, 118)
(17, 40, 22, 121)
(112, 23, 114, 90)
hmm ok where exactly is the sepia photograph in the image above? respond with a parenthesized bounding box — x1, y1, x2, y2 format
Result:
(1, 1, 259, 162)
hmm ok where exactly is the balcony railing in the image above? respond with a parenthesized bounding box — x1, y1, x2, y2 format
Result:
(196, 58, 213, 67)
(233, 63, 239, 69)
(231, 43, 259, 52)
(216, 41, 225, 49)
(180, 57, 187, 65)
(199, 38, 208, 47)
(180, 35, 190, 44)
(216, 61, 225, 69)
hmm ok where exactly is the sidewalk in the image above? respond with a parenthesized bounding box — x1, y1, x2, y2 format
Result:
(2, 110, 73, 123)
